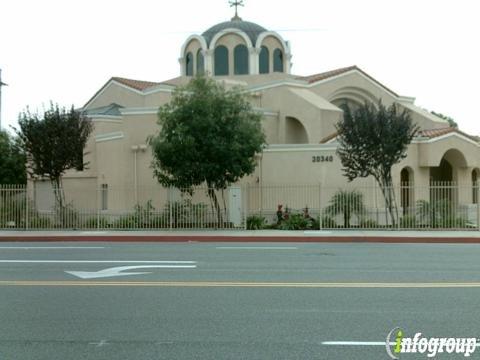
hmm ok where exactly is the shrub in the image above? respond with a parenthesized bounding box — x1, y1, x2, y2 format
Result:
(83, 216, 111, 229)
(278, 213, 313, 230)
(325, 190, 365, 228)
(247, 215, 266, 230)
(400, 214, 417, 228)
(416, 199, 468, 228)
(319, 215, 337, 229)
(359, 218, 378, 229)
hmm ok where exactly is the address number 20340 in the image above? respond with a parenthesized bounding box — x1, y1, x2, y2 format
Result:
(312, 155, 333, 163)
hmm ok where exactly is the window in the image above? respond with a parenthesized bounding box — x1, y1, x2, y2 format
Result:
(185, 52, 194, 76)
(273, 48, 284, 72)
(234, 44, 249, 75)
(214, 46, 229, 76)
(196, 50, 204, 76)
(259, 46, 269, 74)
(101, 184, 108, 210)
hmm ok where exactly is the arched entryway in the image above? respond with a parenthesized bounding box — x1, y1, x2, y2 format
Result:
(400, 167, 414, 215)
(285, 117, 308, 144)
(429, 149, 467, 204)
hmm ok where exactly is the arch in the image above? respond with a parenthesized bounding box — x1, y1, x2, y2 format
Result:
(472, 168, 480, 204)
(214, 45, 229, 76)
(400, 167, 414, 215)
(185, 52, 194, 76)
(180, 35, 207, 58)
(234, 44, 249, 75)
(259, 46, 269, 74)
(273, 48, 284, 72)
(330, 87, 379, 107)
(285, 117, 308, 144)
(255, 31, 290, 54)
(209, 28, 253, 49)
(436, 148, 468, 169)
(196, 49, 204, 75)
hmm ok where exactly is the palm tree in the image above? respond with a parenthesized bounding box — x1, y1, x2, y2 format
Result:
(325, 190, 366, 228)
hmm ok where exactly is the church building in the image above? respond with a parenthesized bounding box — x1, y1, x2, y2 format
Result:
(45, 6, 480, 224)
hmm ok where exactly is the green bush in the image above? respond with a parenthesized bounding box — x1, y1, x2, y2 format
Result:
(416, 199, 468, 228)
(319, 215, 337, 229)
(324, 190, 365, 228)
(400, 214, 417, 228)
(83, 216, 111, 229)
(246, 215, 266, 230)
(28, 215, 54, 229)
(278, 213, 313, 230)
(359, 218, 378, 228)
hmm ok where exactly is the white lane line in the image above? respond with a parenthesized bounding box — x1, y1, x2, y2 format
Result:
(322, 341, 394, 346)
(0, 247, 105, 249)
(0, 260, 196, 264)
(322, 341, 480, 347)
(216, 247, 298, 250)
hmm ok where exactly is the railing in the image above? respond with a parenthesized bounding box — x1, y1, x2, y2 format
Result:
(1, 182, 479, 230)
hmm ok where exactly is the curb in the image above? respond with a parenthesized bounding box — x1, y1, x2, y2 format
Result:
(2, 235, 480, 243)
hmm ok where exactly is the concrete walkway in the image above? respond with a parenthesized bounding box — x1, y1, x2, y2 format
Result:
(1, 229, 480, 243)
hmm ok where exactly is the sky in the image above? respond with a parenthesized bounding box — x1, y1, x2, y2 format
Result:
(1, 0, 479, 134)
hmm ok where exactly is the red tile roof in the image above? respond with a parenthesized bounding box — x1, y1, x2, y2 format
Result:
(298, 65, 399, 97)
(418, 127, 479, 142)
(111, 77, 160, 91)
(319, 127, 479, 145)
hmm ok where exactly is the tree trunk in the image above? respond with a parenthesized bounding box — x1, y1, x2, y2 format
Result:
(207, 187, 223, 227)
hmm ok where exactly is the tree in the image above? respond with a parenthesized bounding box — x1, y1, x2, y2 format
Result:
(336, 102, 418, 227)
(0, 130, 26, 185)
(15, 103, 93, 209)
(149, 76, 265, 224)
(431, 111, 458, 128)
(325, 190, 365, 228)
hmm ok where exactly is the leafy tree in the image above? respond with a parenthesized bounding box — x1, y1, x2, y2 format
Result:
(325, 190, 365, 228)
(431, 111, 457, 128)
(15, 103, 93, 209)
(149, 77, 265, 224)
(0, 130, 26, 185)
(336, 102, 418, 226)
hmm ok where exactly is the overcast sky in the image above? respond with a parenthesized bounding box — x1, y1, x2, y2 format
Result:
(1, 0, 479, 134)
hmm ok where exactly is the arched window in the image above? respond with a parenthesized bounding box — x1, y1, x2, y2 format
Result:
(473, 169, 479, 204)
(400, 167, 414, 215)
(185, 52, 194, 76)
(273, 48, 284, 72)
(214, 46, 229, 76)
(234, 45, 249, 75)
(259, 46, 269, 74)
(196, 50, 204, 76)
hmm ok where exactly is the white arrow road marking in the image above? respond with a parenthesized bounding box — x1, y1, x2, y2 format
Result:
(65, 264, 197, 279)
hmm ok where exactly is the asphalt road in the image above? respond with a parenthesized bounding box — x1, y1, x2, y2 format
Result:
(1, 241, 480, 359)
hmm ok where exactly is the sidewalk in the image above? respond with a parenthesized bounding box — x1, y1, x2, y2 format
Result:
(1, 229, 480, 243)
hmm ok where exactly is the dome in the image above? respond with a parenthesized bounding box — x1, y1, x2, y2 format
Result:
(202, 19, 267, 46)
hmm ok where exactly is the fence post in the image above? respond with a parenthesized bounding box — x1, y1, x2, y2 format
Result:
(25, 185, 29, 230)
(319, 182, 323, 230)
(475, 183, 480, 231)
(244, 183, 248, 230)
(96, 186, 100, 230)
(169, 187, 172, 231)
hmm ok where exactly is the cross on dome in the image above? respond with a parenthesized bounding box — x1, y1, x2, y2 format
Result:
(229, 0, 244, 21)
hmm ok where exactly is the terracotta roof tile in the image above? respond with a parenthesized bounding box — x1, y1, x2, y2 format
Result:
(319, 132, 339, 144)
(111, 77, 161, 91)
(418, 127, 479, 142)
